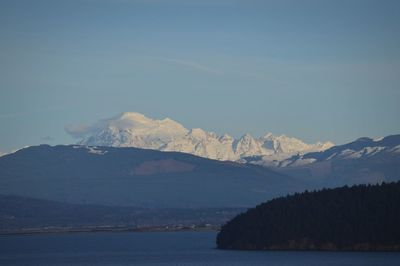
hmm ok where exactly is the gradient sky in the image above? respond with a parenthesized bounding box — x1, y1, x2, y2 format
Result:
(1, 0, 399, 153)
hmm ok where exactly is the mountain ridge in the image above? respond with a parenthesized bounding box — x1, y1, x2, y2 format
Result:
(0, 144, 305, 208)
(66, 112, 334, 162)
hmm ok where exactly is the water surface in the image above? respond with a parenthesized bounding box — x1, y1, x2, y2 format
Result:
(1, 231, 399, 265)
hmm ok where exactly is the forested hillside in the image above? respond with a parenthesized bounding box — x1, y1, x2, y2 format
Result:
(217, 182, 400, 251)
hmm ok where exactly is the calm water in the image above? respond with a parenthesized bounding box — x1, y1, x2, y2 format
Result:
(0, 231, 399, 266)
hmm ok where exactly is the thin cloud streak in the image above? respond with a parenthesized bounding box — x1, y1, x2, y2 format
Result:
(146, 56, 288, 83)
(148, 56, 223, 75)
(41, 136, 55, 141)
(0, 104, 72, 119)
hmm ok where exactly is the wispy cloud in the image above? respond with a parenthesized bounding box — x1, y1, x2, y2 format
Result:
(146, 56, 288, 82)
(84, 0, 243, 7)
(65, 123, 94, 138)
(0, 111, 32, 119)
(148, 56, 223, 75)
(0, 104, 72, 119)
(41, 136, 55, 141)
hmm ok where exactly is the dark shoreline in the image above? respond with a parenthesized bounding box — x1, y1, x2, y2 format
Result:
(3, 228, 400, 253)
(217, 245, 400, 252)
(0, 225, 220, 236)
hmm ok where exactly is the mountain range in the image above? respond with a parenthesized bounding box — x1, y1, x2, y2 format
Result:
(67, 112, 334, 163)
(1, 134, 399, 210)
(1, 111, 399, 231)
(268, 135, 400, 187)
(0, 144, 305, 208)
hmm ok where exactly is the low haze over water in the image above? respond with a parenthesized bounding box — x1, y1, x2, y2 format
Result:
(1, 232, 399, 266)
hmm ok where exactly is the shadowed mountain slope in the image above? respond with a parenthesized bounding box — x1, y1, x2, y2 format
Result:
(0, 145, 303, 208)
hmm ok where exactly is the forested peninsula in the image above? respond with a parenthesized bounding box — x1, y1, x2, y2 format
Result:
(217, 182, 400, 251)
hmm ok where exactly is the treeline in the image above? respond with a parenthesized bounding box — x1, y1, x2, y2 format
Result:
(217, 182, 400, 251)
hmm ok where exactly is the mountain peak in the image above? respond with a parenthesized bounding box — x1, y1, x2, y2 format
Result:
(112, 112, 156, 129)
(116, 112, 183, 128)
(71, 112, 333, 162)
(262, 132, 274, 139)
(189, 128, 208, 139)
(119, 111, 148, 120)
(356, 137, 373, 142)
(116, 112, 186, 130)
(241, 133, 254, 139)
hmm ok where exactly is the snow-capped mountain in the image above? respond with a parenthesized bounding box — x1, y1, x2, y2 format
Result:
(256, 135, 400, 168)
(265, 134, 400, 186)
(67, 112, 334, 162)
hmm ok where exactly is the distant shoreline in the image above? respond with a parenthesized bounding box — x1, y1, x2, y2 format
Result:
(0, 225, 220, 236)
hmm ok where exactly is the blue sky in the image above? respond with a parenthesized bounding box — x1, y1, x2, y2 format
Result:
(0, 0, 399, 153)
